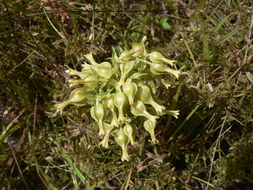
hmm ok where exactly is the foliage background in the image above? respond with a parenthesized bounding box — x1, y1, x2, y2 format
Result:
(0, 0, 253, 189)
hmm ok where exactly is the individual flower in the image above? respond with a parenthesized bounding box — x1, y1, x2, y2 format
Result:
(55, 88, 86, 114)
(144, 119, 158, 144)
(137, 84, 166, 114)
(113, 91, 128, 123)
(122, 79, 138, 105)
(131, 36, 147, 57)
(123, 123, 135, 145)
(103, 94, 118, 127)
(68, 74, 98, 87)
(118, 61, 134, 86)
(90, 104, 105, 136)
(149, 51, 176, 67)
(131, 100, 158, 124)
(92, 62, 114, 79)
(149, 62, 180, 79)
(114, 127, 130, 161)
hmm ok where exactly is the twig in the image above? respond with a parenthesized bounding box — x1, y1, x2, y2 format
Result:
(19, 8, 191, 18)
(124, 168, 132, 190)
(206, 114, 227, 190)
(9, 144, 30, 190)
(243, 11, 253, 62)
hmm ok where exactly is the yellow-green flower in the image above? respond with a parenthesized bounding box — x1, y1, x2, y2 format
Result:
(114, 91, 128, 123)
(131, 100, 158, 124)
(114, 127, 130, 161)
(144, 119, 158, 144)
(123, 123, 135, 145)
(90, 104, 105, 136)
(122, 79, 138, 105)
(103, 94, 118, 127)
(92, 62, 114, 79)
(149, 51, 176, 67)
(118, 61, 134, 86)
(55, 88, 86, 114)
(149, 62, 180, 79)
(137, 84, 166, 114)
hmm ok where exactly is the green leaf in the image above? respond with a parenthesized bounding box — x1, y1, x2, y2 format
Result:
(202, 39, 216, 63)
(160, 17, 172, 30)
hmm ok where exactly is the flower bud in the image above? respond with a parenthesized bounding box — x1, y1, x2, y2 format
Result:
(114, 92, 128, 123)
(131, 100, 158, 124)
(150, 62, 180, 79)
(144, 119, 158, 144)
(123, 123, 135, 145)
(84, 53, 97, 65)
(68, 73, 99, 87)
(119, 50, 132, 61)
(90, 104, 105, 136)
(131, 43, 142, 56)
(100, 122, 114, 148)
(114, 127, 130, 161)
(137, 84, 165, 114)
(131, 43, 146, 58)
(149, 51, 176, 67)
(122, 80, 138, 105)
(83, 74, 99, 83)
(93, 62, 114, 78)
(69, 88, 86, 103)
(65, 69, 80, 76)
(131, 36, 147, 57)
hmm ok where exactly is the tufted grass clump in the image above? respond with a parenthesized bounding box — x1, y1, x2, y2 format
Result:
(55, 37, 180, 161)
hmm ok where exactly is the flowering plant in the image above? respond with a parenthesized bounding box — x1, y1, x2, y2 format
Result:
(56, 37, 180, 161)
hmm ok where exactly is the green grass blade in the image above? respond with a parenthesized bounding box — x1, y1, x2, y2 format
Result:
(213, 14, 233, 33)
(216, 30, 237, 45)
(63, 154, 86, 183)
(0, 110, 25, 144)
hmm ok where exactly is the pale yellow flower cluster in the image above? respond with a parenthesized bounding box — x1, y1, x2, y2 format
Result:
(56, 37, 180, 161)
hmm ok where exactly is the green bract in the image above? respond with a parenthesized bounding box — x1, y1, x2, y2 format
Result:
(55, 37, 181, 161)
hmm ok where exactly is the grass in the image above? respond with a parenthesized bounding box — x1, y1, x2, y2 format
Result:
(1, 0, 253, 189)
